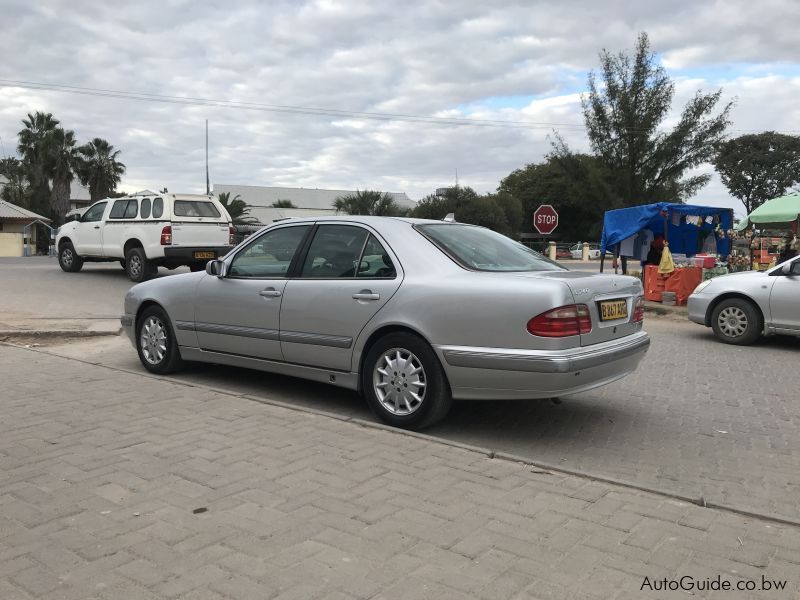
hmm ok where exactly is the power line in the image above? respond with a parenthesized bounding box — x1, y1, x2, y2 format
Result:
(0, 79, 586, 131)
(1, 79, 797, 136)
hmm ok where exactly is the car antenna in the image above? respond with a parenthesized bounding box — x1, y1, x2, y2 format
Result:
(442, 213, 456, 222)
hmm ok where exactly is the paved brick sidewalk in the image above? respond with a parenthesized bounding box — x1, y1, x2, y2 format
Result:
(1, 344, 799, 599)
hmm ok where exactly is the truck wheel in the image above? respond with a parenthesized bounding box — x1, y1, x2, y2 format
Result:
(126, 247, 157, 283)
(58, 242, 83, 272)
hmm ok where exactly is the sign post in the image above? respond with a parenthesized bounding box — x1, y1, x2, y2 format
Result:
(533, 204, 559, 235)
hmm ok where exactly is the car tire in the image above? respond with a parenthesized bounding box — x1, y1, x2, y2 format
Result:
(361, 332, 452, 430)
(711, 298, 762, 345)
(135, 306, 185, 374)
(126, 247, 157, 283)
(119, 260, 126, 269)
(58, 242, 83, 272)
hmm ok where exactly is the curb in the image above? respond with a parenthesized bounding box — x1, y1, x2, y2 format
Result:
(0, 329, 122, 340)
(4, 341, 799, 530)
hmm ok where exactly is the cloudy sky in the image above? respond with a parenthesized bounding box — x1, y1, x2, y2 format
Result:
(2, 0, 799, 215)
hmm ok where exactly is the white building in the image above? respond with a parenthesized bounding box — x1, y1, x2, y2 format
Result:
(212, 184, 416, 224)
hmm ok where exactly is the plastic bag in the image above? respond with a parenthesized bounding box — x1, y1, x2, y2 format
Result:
(658, 242, 675, 274)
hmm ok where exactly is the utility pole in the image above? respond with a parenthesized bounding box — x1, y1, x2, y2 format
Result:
(205, 120, 210, 195)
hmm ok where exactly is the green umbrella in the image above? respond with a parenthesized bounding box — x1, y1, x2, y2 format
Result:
(736, 193, 800, 230)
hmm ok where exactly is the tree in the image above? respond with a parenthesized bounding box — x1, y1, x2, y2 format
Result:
(411, 186, 479, 220)
(0, 157, 29, 208)
(575, 32, 732, 206)
(271, 199, 297, 208)
(411, 186, 522, 235)
(218, 191, 257, 224)
(713, 132, 800, 215)
(333, 189, 407, 216)
(77, 137, 126, 201)
(499, 153, 617, 241)
(17, 111, 59, 217)
(48, 128, 81, 225)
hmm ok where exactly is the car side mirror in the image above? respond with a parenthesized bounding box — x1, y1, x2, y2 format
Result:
(206, 259, 226, 277)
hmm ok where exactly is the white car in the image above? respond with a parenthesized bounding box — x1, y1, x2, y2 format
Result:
(56, 193, 234, 282)
(570, 243, 601, 260)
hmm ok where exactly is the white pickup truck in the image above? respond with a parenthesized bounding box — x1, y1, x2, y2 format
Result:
(56, 193, 235, 282)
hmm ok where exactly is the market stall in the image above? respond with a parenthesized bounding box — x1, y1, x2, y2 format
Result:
(600, 202, 735, 305)
(735, 193, 800, 269)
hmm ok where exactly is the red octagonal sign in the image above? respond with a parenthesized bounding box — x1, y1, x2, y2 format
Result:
(533, 204, 559, 235)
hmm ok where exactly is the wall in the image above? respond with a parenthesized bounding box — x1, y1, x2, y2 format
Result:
(0, 232, 23, 257)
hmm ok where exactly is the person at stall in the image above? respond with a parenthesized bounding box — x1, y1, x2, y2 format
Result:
(778, 233, 798, 264)
(645, 235, 665, 265)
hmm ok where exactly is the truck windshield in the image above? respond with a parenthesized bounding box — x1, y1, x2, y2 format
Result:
(416, 223, 565, 272)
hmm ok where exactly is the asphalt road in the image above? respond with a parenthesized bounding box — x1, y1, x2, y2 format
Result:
(0, 256, 186, 320)
(4, 255, 800, 522)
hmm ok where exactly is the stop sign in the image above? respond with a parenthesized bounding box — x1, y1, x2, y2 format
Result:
(533, 204, 559, 235)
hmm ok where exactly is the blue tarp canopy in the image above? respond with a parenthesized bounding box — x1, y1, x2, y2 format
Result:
(600, 202, 734, 258)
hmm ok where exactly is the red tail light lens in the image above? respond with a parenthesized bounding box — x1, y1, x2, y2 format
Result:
(229, 226, 236, 245)
(527, 304, 592, 337)
(632, 296, 645, 323)
(160, 225, 172, 245)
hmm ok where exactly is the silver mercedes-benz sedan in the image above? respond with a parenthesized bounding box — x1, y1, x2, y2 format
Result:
(688, 255, 799, 345)
(122, 217, 649, 429)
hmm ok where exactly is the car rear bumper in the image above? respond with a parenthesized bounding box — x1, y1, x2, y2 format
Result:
(687, 293, 713, 326)
(435, 331, 650, 400)
(162, 246, 233, 260)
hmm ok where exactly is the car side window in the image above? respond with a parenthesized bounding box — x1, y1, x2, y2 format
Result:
(109, 200, 129, 219)
(82, 202, 107, 222)
(357, 235, 396, 278)
(229, 225, 310, 278)
(152, 197, 164, 219)
(124, 199, 138, 219)
(140, 198, 151, 219)
(300, 225, 369, 278)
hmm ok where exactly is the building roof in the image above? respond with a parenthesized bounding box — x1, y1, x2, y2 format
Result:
(248, 206, 338, 224)
(213, 184, 416, 210)
(0, 200, 50, 222)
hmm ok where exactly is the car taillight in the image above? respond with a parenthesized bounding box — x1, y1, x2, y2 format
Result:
(632, 296, 645, 323)
(527, 304, 592, 337)
(229, 226, 236, 245)
(160, 225, 172, 245)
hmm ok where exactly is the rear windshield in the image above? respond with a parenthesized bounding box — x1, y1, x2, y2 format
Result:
(173, 200, 221, 218)
(416, 223, 565, 272)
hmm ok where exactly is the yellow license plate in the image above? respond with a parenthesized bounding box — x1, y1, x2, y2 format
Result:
(599, 299, 628, 321)
(194, 251, 215, 259)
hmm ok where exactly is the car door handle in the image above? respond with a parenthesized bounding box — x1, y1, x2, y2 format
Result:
(259, 288, 282, 298)
(353, 291, 380, 301)
(94, 226, 100, 229)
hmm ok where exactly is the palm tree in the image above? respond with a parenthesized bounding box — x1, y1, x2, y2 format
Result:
(333, 189, 406, 216)
(48, 128, 81, 225)
(218, 191, 258, 224)
(271, 199, 296, 208)
(77, 138, 126, 201)
(17, 111, 59, 216)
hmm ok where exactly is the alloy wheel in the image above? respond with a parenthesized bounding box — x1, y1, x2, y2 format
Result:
(129, 255, 142, 278)
(62, 248, 73, 267)
(718, 306, 748, 338)
(140, 316, 167, 365)
(373, 348, 427, 415)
